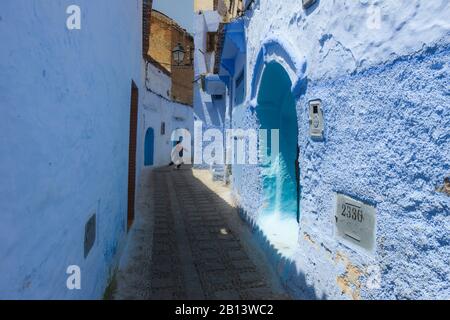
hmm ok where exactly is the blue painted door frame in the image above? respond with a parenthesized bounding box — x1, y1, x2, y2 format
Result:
(256, 62, 300, 222)
(144, 127, 154, 166)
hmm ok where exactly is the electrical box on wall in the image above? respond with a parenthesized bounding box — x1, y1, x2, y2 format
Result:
(308, 99, 324, 140)
(335, 194, 376, 254)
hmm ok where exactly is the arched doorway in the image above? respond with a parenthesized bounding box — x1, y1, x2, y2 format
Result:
(144, 127, 154, 166)
(256, 62, 300, 253)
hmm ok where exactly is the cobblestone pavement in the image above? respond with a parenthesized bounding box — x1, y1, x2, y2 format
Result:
(111, 166, 289, 300)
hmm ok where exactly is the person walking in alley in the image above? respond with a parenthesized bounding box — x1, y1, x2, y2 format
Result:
(168, 140, 187, 170)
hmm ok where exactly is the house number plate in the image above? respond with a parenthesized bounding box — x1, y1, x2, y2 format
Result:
(335, 194, 376, 253)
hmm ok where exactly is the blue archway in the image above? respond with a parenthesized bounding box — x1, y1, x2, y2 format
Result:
(257, 62, 299, 223)
(144, 127, 154, 166)
(249, 37, 307, 256)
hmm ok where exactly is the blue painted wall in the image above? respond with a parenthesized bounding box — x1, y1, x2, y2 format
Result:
(234, 42, 450, 300)
(232, 0, 450, 300)
(0, 0, 142, 299)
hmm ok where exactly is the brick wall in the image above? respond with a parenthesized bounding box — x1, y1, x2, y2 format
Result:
(148, 11, 173, 73)
(171, 30, 194, 106)
(148, 10, 194, 106)
(143, 0, 153, 58)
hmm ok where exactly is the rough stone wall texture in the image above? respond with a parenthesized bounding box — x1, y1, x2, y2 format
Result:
(0, 0, 142, 299)
(293, 46, 450, 300)
(232, 0, 450, 299)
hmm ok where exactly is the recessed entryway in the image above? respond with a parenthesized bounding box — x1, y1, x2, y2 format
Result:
(144, 127, 155, 166)
(255, 62, 300, 256)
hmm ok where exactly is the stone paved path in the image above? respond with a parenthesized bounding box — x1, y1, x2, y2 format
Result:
(111, 166, 289, 300)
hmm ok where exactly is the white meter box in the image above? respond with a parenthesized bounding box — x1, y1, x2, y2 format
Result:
(335, 194, 376, 254)
(308, 100, 324, 140)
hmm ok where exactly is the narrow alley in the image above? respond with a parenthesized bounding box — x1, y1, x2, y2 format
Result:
(110, 167, 289, 300)
(1, 0, 449, 304)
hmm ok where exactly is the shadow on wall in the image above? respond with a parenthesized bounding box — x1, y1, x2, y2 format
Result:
(194, 87, 207, 123)
(194, 87, 226, 128)
(238, 208, 326, 300)
(188, 167, 321, 299)
(305, 0, 321, 16)
(205, 101, 225, 127)
(112, 166, 315, 300)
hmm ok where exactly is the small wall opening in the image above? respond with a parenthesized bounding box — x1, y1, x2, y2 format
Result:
(256, 62, 300, 256)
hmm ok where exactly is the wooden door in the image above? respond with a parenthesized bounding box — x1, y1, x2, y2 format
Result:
(127, 81, 139, 230)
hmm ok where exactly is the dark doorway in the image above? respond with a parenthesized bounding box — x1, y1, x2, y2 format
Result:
(254, 62, 300, 255)
(144, 127, 155, 166)
(127, 81, 139, 230)
(257, 62, 299, 221)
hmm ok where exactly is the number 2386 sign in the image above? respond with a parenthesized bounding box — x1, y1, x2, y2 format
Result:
(335, 194, 376, 253)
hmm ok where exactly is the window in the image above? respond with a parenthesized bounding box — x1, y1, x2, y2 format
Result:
(207, 32, 217, 53)
(161, 122, 166, 135)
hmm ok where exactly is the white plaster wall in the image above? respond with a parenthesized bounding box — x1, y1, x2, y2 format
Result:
(194, 12, 208, 77)
(246, 0, 450, 84)
(193, 9, 227, 155)
(194, 11, 221, 76)
(140, 62, 194, 168)
(145, 62, 172, 98)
